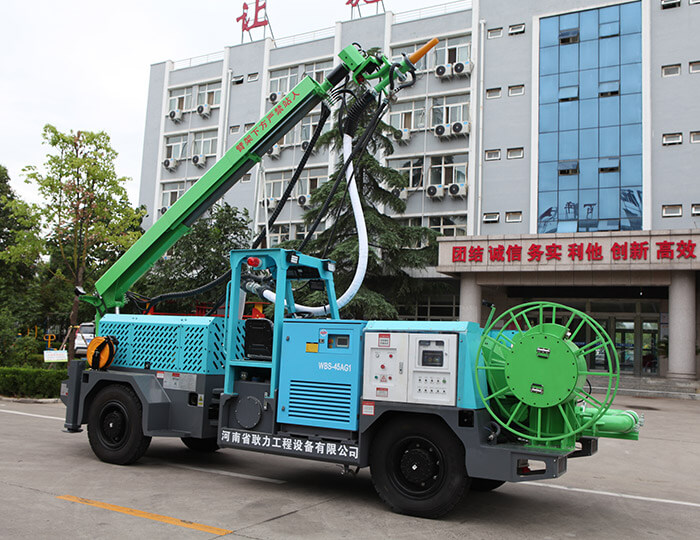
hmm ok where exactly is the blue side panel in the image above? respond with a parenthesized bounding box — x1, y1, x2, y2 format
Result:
(277, 320, 366, 430)
(99, 314, 226, 374)
(457, 322, 487, 410)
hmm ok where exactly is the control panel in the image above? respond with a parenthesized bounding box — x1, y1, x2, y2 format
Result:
(407, 334, 457, 406)
(363, 332, 409, 402)
(362, 331, 457, 406)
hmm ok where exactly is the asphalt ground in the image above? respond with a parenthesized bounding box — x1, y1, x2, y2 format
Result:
(1, 395, 699, 539)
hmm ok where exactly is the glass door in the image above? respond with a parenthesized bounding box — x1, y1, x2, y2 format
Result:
(641, 320, 659, 375)
(615, 320, 635, 373)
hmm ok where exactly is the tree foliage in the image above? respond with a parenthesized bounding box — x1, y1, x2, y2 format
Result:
(136, 203, 251, 313)
(285, 85, 442, 320)
(23, 125, 144, 356)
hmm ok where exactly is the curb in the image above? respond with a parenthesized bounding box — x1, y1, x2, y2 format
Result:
(0, 396, 61, 404)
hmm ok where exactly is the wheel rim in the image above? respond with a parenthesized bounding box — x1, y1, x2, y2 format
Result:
(387, 435, 446, 499)
(97, 400, 130, 450)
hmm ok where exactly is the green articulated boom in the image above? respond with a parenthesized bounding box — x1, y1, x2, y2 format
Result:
(477, 302, 641, 450)
(80, 38, 439, 323)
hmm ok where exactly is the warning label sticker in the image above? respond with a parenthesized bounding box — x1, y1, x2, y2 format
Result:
(362, 401, 375, 416)
(162, 372, 196, 392)
(376, 387, 388, 398)
(378, 334, 390, 347)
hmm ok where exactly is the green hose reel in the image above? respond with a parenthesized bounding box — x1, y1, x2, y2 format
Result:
(475, 302, 621, 449)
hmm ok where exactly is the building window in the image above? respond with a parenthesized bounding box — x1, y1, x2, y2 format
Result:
(241, 173, 251, 183)
(435, 36, 470, 65)
(429, 154, 468, 185)
(388, 157, 424, 189)
(690, 61, 700, 73)
(486, 87, 502, 99)
(192, 130, 218, 156)
(244, 122, 255, 132)
(691, 0, 700, 5)
(482, 212, 500, 223)
(430, 95, 469, 126)
(662, 204, 682, 217)
(508, 85, 525, 96)
(264, 171, 291, 199)
(660, 0, 681, 8)
(484, 149, 501, 161)
(505, 211, 523, 223)
(392, 44, 427, 70)
(168, 87, 193, 111)
(165, 135, 187, 159)
(487, 27, 503, 39)
(389, 100, 426, 130)
(232, 75, 244, 85)
(197, 81, 221, 106)
(690, 131, 700, 143)
(662, 64, 681, 77)
(559, 28, 579, 45)
(398, 294, 460, 322)
(299, 112, 330, 143)
(161, 181, 186, 209)
(294, 222, 323, 242)
(269, 66, 298, 95)
(508, 23, 526, 35)
(662, 132, 683, 145)
(507, 147, 524, 159)
(303, 60, 333, 83)
(247, 72, 259, 82)
(429, 215, 467, 236)
(692, 204, 700, 216)
(229, 125, 240, 134)
(266, 224, 289, 246)
(295, 167, 328, 197)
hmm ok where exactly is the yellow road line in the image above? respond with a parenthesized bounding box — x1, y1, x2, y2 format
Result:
(57, 495, 233, 535)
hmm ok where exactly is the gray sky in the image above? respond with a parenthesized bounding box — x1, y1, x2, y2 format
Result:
(0, 0, 457, 205)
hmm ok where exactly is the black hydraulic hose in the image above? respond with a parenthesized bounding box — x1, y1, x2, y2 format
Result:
(298, 94, 388, 252)
(252, 103, 331, 249)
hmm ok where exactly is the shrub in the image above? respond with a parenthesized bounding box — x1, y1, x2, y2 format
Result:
(0, 367, 67, 398)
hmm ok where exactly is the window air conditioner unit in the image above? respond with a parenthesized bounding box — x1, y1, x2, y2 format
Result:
(192, 154, 207, 168)
(265, 197, 278, 211)
(297, 195, 309, 207)
(163, 158, 179, 171)
(452, 61, 472, 76)
(168, 109, 182, 123)
(451, 121, 470, 136)
(268, 92, 280, 103)
(393, 128, 411, 144)
(196, 103, 211, 118)
(448, 183, 467, 198)
(426, 185, 445, 199)
(434, 124, 451, 138)
(159, 206, 170, 215)
(391, 187, 408, 201)
(267, 144, 281, 159)
(435, 64, 453, 79)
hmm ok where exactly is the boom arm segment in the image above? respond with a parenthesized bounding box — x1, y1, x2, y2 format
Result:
(83, 39, 439, 318)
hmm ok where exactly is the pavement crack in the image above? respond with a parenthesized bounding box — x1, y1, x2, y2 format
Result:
(0, 479, 60, 498)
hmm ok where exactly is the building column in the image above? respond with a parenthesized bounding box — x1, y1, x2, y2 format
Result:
(459, 273, 481, 325)
(668, 271, 697, 379)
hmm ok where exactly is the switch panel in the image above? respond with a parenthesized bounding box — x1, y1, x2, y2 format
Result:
(408, 334, 457, 406)
(363, 332, 409, 402)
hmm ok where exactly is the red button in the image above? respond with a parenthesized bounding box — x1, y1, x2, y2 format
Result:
(380, 364, 385, 369)
(389, 354, 393, 358)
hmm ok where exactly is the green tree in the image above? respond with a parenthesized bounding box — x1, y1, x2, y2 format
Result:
(288, 90, 439, 320)
(23, 125, 144, 357)
(136, 203, 251, 313)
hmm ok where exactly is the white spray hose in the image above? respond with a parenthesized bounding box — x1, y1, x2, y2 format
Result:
(261, 134, 369, 315)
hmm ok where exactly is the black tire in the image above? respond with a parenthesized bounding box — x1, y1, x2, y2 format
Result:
(470, 478, 505, 492)
(87, 385, 151, 465)
(369, 416, 468, 518)
(181, 437, 219, 452)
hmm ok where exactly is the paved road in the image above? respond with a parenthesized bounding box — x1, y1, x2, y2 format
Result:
(1, 395, 698, 539)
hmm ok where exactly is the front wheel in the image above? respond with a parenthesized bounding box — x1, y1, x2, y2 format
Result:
(369, 416, 468, 518)
(87, 385, 151, 465)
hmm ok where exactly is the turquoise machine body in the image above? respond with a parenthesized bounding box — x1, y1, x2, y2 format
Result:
(277, 319, 367, 431)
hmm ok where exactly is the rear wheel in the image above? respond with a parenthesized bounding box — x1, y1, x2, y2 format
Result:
(470, 478, 505, 492)
(87, 385, 151, 465)
(370, 416, 468, 518)
(181, 437, 219, 452)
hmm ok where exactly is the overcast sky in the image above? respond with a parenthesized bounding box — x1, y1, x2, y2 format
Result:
(0, 0, 457, 206)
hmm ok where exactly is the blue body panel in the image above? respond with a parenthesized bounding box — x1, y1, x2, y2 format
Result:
(277, 319, 366, 430)
(98, 314, 227, 374)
